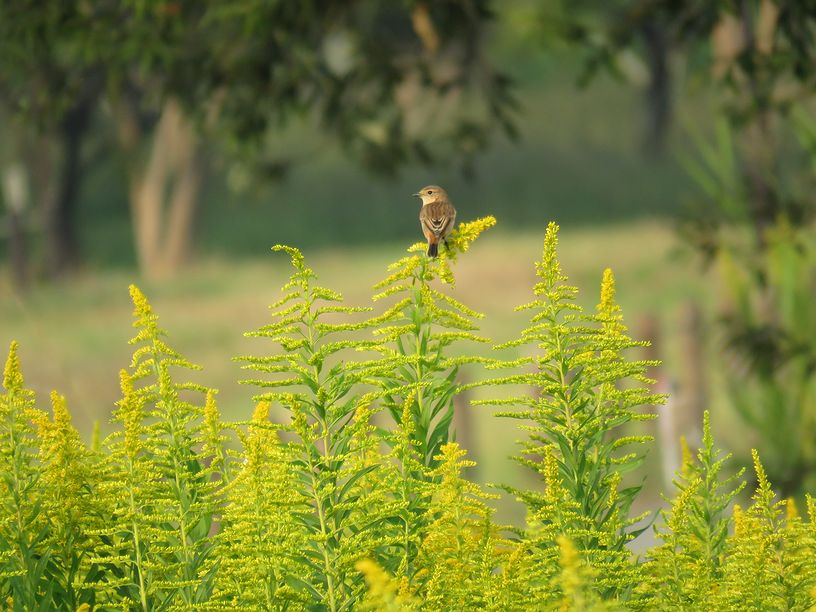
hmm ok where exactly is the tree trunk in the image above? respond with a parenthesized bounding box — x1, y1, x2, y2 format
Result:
(641, 17, 671, 153)
(114, 98, 204, 278)
(163, 110, 204, 271)
(1, 163, 29, 290)
(44, 98, 93, 278)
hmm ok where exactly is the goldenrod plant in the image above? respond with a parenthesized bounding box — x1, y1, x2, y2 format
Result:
(366, 217, 498, 591)
(410, 443, 508, 608)
(635, 411, 745, 608)
(81, 286, 228, 610)
(0, 342, 50, 610)
(714, 450, 815, 610)
(31, 392, 100, 610)
(207, 402, 307, 609)
(237, 245, 399, 609)
(371, 216, 497, 467)
(478, 221, 660, 600)
(4, 220, 816, 610)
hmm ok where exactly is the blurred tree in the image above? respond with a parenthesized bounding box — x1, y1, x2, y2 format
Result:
(543, 0, 816, 495)
(530, 0, 673, 151)
(0, 0, 515, 279)
(0, 2, 102, 279)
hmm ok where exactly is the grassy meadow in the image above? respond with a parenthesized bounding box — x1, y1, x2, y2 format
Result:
(2, 50, 724, 526)
(2, 220, 725, 525)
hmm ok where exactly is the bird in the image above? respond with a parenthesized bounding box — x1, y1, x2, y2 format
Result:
(414, 185, 456, 258)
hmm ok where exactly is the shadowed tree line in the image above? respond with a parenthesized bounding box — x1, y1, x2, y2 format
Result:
(0, 0, 515, 284)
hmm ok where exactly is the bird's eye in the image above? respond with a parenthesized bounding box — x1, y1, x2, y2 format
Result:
(427, 190, 433, 195)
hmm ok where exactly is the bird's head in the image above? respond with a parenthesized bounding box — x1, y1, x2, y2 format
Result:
(413, 185, 448, 205)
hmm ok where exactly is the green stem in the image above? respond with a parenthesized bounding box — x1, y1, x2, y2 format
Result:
(307, 453, 338, 612)
(127, 455, 150, 612)
(8, 388, 36, 609)
(151, 339, 195, 604)
(304, 301, 339, 612)
(412, 258, 433, 466)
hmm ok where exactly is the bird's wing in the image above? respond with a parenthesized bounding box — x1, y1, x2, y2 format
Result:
(420, 202, 455, 237)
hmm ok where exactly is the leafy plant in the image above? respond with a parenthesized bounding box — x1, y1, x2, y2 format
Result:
(371, 216, 497, 468)
(236, 244, 397, 609)
(635, 411, 745, 608)
(0, 342, 50, 610)
(81, 286, 228, 610)
(3, 223, 816, 610)
(478, 221, 660, 601)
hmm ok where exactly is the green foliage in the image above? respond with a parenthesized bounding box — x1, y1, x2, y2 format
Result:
(208, 402, 307, 609)
(0, 342, 49, 610)
(635, 411, 745, 608)
(372, 216, 497, 467)
(680, 116, 816, 496)
(81, 285, 228, 610)
(236, 244, 399, 610)
(4, 226, 816, 609)
(478, 221, 660, 600)
(552, 0, 816, 497)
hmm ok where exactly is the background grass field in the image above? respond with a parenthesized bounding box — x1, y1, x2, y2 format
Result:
(1, 48, 726, 527)
(2, 220, 728, 526)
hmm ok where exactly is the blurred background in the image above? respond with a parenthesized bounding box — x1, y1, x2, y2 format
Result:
(2, 0, 816, 522)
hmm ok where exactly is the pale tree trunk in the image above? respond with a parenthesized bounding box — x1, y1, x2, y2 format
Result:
(114, 98, 204, 278)
(2, 128, 55, 290)
(2, 163, 29, 291)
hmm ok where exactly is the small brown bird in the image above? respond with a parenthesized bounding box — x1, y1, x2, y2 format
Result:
(414, 185, 456, 258)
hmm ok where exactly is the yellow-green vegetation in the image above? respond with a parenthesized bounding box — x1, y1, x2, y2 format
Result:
(0, 221, 709, 433)
(3, 220, 815, 610)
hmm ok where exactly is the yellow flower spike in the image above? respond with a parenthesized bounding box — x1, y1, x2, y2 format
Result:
(129, 283, 154, 322)
(437, 254, 455, 286)
(357, 559, 414, 610)
(598, 267, 616, 313)
(118, 369, 142, 458)
(732, 504, 744, 538)
(447, 215, 497, 258)
(30, 403, 51, 436)
(539, 221, 563, 281)
(806, 494, 816, 522)
(252, 401, 270, 423)
(543, 445, 562, 502)
(3, 340, 23, 391)
(751, 448, 769, 491)
(49, 390, 71, 431)
(272, 244, 306, 270)
(204, 390, 220, 430)
(557, 535, 581, 612)
(397, 575, 412, 601)
(786, 497, 799, 521)
(606, 471, 621, 509)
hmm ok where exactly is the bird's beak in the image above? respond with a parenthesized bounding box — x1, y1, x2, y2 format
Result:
(411, 192, 421, 198)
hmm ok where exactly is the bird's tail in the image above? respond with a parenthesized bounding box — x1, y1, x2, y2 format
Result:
(427, 241, 438, 258)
